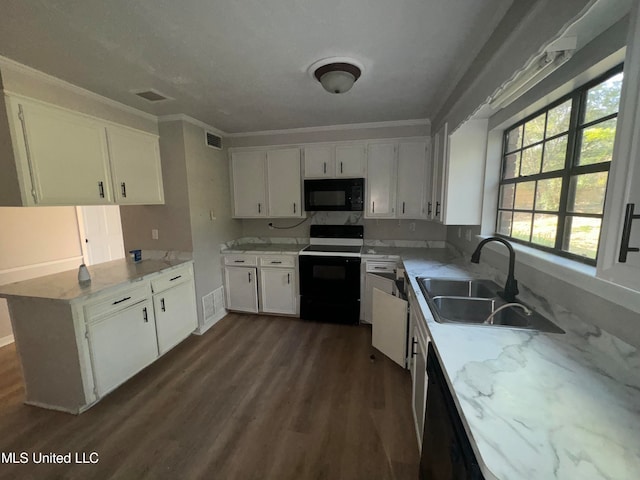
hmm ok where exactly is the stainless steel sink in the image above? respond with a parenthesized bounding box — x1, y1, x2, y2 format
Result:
(419, 278, 501, 299)
(417, 277, 564, 334)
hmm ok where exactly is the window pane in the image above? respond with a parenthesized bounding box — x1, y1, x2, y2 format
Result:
(506, 125, 523, 153)
(523, 114, 545, 146)
(577, 118, 617, 166)
(532, 214, 558, 247)
(546, 100, 572, 137)
(563, 216, 602, 259)
(521, 145, 542, 176)
(542, 135, 567, 172)
(512, 212, 532, 241)
(497, 211, 513, 236)
(503, 152, 520, 179)
(584, 72, 623, 123)
(535, 178, 562, 211)
(514, 182, 535, 210)
(568, 172, 608, 214)
(499, 184, 515, 209)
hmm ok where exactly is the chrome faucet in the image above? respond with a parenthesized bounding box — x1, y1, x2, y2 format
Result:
(471, 237, 519, 302)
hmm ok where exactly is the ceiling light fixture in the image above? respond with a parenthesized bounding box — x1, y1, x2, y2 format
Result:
(309, 58, 363, 94)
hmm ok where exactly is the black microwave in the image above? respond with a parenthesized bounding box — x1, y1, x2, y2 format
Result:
(304, 178, 364, 211)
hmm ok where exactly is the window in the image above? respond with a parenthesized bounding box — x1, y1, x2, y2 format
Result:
(497, 66, 624, 264)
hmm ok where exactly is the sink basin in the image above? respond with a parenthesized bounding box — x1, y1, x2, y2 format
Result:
(417, 277, 564, 334)
(419, 278, 501, 299)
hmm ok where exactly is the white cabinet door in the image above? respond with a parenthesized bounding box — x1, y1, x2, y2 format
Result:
(366, 143, 397, 218)
(431, 123, 448, 222)
(224, 266, 258, 313)
(411, 324, 428, 446)
(336, 144, 365, 177)
(87, 299, 158, 397)
(304, 145, 334, 178)
(397, 141, 428, 219)
(372, 287, 407, 367)
(231, 151, 267, 217)
(17, 99, 112, 205)
(364, 272, 395, 324)
(107, 126, 164, 205)
(153, 280, 198, 355)
(267, 148, 302, 217)
(259, 267, 296, 314)
(597, 2, 640, 291)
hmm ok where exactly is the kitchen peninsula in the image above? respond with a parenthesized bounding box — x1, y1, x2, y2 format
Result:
(0, 259, 197, 414)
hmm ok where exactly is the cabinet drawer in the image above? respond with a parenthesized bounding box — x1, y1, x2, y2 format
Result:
(151, 265, 193, 293)
(259, 255, 295, 267)
(366, 261, 397, 273)
(223, 255, 258, 266)
(84, 284, 150, 322)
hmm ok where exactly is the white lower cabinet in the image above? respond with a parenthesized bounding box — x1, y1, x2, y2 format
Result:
(86, 299, 158, 397)
(153, 279, 198, 355)
(224, 266, 259, 313)
(260, 267, 296, 314)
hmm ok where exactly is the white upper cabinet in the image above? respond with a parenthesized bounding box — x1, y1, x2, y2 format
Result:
(397, 141, 429, 219)
(266, 148, 302, 217)
(304, 145, 334, 178)
(107, 125, 164, 205)
(0, 95, 164, 206)
(431, 120, 488, 225)
(366, 143, 397, 218)
(231, 150, 267, 217)
(303, 143, 365, 178)
(597, 2, 640, 292)
(10, 97, 112, 205)
(335, 144, 366, 177)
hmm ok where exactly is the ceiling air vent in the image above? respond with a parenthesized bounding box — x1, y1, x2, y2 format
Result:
(205, 131, 223, 150)
(134, 89, 170, 102)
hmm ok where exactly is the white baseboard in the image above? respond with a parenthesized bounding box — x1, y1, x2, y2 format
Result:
(0, 335, 15, 348)
(194, 309, 228, 335)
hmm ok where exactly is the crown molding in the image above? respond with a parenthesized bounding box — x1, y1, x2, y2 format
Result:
(158, 114, 227, 137)
(226, 118, 431, 138)
(0, 55, 158, 123)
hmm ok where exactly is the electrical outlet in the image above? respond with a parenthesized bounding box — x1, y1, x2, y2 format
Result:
(152, 229, 159, 240)
(409, 222, 416, 232)
(209, 210, 216, 221)
(457, 227, 462, 238)
(465, 229, 472, 242)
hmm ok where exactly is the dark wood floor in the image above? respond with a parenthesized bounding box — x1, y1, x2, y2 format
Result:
(0, 313, 419, 480)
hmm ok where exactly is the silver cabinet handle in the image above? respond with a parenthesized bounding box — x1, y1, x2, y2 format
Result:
(143, 307, 148, 323)
(121, 182, 127, 198)
(98, 181, 105, 198)
(160, 298, 166, 312)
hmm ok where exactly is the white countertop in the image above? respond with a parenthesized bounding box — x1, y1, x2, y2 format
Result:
(221, 243, 308, 255)
(0, 259, 192, 302)
(396, 248, 640, 480)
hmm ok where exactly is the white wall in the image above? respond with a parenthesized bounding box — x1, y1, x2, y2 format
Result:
(0, 207, 83, 342)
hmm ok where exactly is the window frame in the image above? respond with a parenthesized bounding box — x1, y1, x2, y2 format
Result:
(495, 64, 624, 265)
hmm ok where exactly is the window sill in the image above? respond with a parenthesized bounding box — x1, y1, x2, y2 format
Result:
(477, 235, 640, 315)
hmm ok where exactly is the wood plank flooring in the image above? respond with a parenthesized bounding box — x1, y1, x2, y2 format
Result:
(0, 313, 419, 480)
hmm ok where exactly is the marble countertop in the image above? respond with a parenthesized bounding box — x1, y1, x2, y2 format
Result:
(0, 259, 192, 302)
(399, 248, 640, 480)
(221, 243, 308, 254)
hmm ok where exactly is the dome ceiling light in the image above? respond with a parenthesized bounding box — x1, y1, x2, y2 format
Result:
(309, 58, 363, 94)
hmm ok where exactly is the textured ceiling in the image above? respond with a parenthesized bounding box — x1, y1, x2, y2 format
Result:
(0, 0, 512, 133)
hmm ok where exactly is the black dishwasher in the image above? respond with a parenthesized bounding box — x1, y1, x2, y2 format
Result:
(420, 344, 484, 480)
